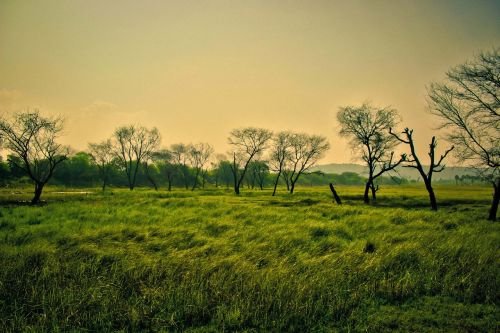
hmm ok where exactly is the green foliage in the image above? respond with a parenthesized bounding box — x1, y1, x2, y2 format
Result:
(0, 185, 498, 331)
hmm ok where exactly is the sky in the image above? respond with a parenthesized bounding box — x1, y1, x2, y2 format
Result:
(1, 0, 499, 164)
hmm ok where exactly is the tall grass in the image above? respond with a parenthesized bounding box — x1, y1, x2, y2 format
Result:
(0, 185, 498, 331)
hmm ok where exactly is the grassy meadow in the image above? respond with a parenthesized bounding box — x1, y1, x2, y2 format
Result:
(0, 185, 498, 332)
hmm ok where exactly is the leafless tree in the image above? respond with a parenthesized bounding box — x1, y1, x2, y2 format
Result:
(88, 139, 115, 192)
(269, 131, 292, 196)
(285, 133, 330, 194)
(188, 143, 214, 190)
(113, 125, 160, 190)
(228, 127, 273, 194)
(0, 110, 68, 204)
(337, 103, 405, 204)
(428, 48, 499, 220)
(390, 128, 454, 210)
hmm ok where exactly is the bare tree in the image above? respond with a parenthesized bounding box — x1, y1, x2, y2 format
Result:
(188, 143, 214, 190)
(286, 133, 330, 194)
(228, 127, 273, 194)
(269, 131, 292, 196)
(113, 125, 161, 190)
(390, 128, 454, 210)
(88, 139, 115, 192)
(337, 103, 405, 203)
(428, 48, 499, 220)
(0, 110, 68, 204)
(170, 143, 191, 190)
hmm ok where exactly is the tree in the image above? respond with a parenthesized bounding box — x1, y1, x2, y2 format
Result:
(214, 158, 233, 189)
(188, 143, 214, 190)
(269, 131, 292, 196)
(142, 150, 165, 191)
(285, 133, 330, 194)
(210, 154, 227, 188)
(337, 103, 405, 203)
(113, 125, 161, 190)
(170, 143, 191, 190)
(428, 48, 499, 220)
(228, 127, 273, 194)
(153, 150, 176, 191)
(89, 139, 115, 191)
(53, 152, 98, 187)
(390, 128, 454, 210)
(0, 110, 68, 204)
(247, 160, 269, 190)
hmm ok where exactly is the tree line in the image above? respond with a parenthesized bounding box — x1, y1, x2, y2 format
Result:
(0, 48, 498, 220)
(1, 153, 410, 189)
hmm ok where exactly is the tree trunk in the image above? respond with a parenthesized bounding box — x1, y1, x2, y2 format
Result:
(488, 179, 499, 221)
(272, 172, 281, 196)
(147, 176, 158, 191)
(425, 181, 438, 211)
(290, 181, 295, 194)
(370, 184, 377, 200)
(144, 164, 158, 191)
(131, 162, 140, 190)
(184, 173, 189, 189)
(191, 170, 200, 191)
(363, 181, 371, 204)
(31, 183, 44, 205)
(329, 183, 342, 205)
(167, 179, 172, 191)
(282, 172, 290, 191)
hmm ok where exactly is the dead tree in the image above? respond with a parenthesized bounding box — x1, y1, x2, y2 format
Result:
(329, 183, 342, 205)
(390, 128, 454, 210)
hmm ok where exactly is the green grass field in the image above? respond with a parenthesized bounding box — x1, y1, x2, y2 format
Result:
(0, 185, 498, 332)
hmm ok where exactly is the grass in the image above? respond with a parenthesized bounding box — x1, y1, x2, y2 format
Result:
(0, 185, 498, 332)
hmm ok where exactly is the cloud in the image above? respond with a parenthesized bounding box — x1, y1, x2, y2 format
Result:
(81, 100, 119, 114)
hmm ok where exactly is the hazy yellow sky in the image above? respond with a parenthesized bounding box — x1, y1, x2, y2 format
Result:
(1, 0, 499, 163)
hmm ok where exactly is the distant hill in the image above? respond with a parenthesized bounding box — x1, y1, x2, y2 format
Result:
(311, 163, 477, 181)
